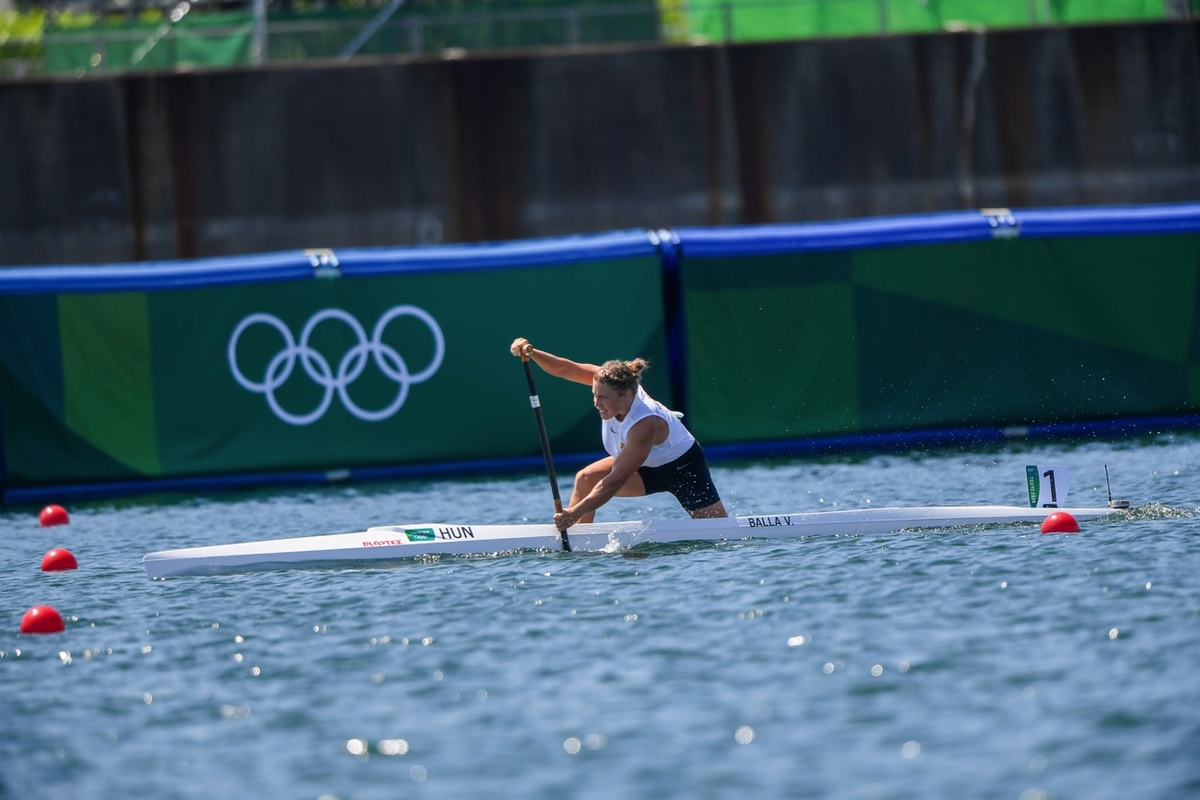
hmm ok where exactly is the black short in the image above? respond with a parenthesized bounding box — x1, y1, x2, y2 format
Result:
(637, 442, 722, 512)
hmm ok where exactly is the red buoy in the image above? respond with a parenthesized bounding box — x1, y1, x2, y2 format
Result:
(39, 505, 69, 527)
(20, 605, 65, 634)
(1041, 511, 1080, 534)
(41, 548, 78, 572)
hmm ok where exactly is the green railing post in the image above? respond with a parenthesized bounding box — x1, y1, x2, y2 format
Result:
(252, 0, 266, 64)
(407, 16, 422, 55)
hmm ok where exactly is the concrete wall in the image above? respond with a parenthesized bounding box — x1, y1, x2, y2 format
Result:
(2, 21, 1198, 266)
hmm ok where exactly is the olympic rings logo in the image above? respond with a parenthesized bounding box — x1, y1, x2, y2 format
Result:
(228, 306, 445, 426)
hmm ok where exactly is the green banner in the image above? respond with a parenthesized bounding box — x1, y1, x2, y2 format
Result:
(0, 257, 668, 488)
(681, 234, 1200, 444)
(42, 11, 254, 74)
(684, 0, 1170, 42)
(6, 211, 1200, 498)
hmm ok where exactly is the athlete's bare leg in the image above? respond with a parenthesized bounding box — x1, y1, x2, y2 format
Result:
(568, 457, 646, 523)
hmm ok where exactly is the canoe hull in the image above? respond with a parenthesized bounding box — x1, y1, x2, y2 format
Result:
(142, 505, 1121, 578)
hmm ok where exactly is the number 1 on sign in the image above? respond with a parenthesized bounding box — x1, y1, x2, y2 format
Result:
(1026, 465, 1072, 508)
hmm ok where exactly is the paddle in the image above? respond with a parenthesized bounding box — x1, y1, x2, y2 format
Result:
(521, 354, 572, 552)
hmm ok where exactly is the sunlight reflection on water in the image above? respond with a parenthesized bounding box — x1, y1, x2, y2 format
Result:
(1, 433, 1198, 799)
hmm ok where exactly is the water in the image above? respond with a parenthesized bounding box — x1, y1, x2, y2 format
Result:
(3, 433, 1199, 800)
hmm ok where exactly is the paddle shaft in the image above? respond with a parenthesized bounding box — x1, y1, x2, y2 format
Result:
(522, 357, 572, 552)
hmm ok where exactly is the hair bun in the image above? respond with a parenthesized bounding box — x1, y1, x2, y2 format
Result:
(594, 358, 649, 392)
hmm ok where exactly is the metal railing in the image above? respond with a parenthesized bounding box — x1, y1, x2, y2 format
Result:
(7, 0, 1197, 77)
(268, 4, 661, 59)
(29, 3, 663, 74)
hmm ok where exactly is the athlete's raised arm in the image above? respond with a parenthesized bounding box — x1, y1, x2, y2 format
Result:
(510, 338, 597, 386)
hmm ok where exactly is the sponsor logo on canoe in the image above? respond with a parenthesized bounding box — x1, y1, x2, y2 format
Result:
(405, 527, 437, 542)
(747, 515, 793, 528)
(359, 526, 476, 546)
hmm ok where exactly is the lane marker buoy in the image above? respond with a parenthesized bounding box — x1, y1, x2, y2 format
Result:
(41, 548, 78, 572)
(20, 605, 65, 634)
(39, 505, 69, 527)
(1041, 511, 1080, 534)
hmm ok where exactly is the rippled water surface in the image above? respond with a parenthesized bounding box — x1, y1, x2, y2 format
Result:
(3, 433, 1199, 800)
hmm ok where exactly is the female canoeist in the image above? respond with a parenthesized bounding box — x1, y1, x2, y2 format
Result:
(510, 338, 727, 528)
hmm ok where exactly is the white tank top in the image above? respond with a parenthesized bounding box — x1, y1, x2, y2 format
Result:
(601, 385, 695, 468)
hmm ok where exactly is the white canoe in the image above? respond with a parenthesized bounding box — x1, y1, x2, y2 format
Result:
(143, 504, 1121, 578)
